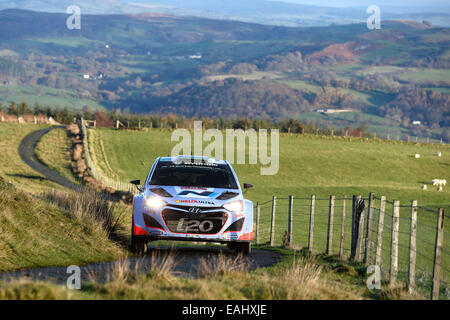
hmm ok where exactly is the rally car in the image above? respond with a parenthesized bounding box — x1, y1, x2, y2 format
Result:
(130, 156, 254, 254)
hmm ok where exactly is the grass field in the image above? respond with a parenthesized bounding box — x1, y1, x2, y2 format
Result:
(0, 85, 104, 111)
(35, 128, 80, 186)
(396, 68, 450, 82)
(89, 127, 450, 207)
(87, 127, 449, 297)
(296, 111, 410, 136)
(0, 123, 69, 193)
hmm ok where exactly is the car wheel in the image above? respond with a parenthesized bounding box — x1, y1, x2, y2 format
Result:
(131, 216, 148, 255)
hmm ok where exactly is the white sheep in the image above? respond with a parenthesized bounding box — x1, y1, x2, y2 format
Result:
(432, 179, 447, 189)
(421, 185, 427, 190)
(437, 186, 443, 192)
(436, 152, 442, 157)
(415, 154, 420, 158)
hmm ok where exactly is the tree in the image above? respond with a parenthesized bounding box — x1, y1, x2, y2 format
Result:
(7, 102, 18, 116)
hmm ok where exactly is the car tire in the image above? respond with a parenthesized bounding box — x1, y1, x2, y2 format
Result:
(131, 216, 148, 255)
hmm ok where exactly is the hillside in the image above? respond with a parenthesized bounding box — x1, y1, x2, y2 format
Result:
(1, 0, 449, 26)
(0, 176, 125, 272)
(0, 9, 449, 140)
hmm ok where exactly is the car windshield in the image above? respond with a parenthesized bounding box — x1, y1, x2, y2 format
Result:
(149, 161, 239, 189)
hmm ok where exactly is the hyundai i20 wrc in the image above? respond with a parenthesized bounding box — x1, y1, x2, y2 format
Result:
(130, 156, 254, 254)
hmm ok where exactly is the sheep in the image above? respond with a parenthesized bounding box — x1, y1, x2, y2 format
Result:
(432, 179, 447, 190)
(421, 185, 427, 190)
(436, 152, 442, 157)
(415, 154, 420, 159)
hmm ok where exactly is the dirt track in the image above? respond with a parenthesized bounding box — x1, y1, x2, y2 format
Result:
(7, 127, 283, 284)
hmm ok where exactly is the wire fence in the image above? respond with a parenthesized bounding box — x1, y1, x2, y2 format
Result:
(79, 119, 137, 194)
(254, 194, 449, 300)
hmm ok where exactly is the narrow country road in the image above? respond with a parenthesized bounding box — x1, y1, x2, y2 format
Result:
(0, 246, 282, 284)
(18, 125, 80, 192)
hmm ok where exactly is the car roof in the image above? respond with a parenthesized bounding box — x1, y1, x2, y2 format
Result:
(158, 155, 228, 165)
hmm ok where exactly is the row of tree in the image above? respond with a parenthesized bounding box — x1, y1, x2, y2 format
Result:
(0, 101, 373, 138)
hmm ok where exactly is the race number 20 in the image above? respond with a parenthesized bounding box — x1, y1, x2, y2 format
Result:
(176, 218, 214, 233)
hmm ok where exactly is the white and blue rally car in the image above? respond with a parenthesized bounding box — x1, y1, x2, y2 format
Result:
(130, 156, 254, 254)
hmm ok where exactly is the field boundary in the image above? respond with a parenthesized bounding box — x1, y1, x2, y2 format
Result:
(79, 119, 137, 194)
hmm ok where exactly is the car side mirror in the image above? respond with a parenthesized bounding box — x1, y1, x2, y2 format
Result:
(243, 183, 253, 194)
(130, 180, 142, 191)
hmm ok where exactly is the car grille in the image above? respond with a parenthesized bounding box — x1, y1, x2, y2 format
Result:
(167, 204, 224, 211)
(162, 207, 228, 235)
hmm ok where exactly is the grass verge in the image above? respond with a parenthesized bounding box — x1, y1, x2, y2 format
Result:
(35, 127, 79, 186)
(0, 247, 422, 300)
(0, 123, 65, 193)
(0, 176, 126, 272)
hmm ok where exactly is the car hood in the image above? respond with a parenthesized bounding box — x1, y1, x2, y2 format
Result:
(147, 185, 242, 206)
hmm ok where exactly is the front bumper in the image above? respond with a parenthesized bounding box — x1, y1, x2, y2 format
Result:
(134, 234, 252, 244)
(134, 204, 253, 243)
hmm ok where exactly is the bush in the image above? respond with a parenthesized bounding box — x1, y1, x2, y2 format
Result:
(43, 189, 121, 237)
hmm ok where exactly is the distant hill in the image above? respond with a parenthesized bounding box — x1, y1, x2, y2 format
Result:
(0, 0, 449, 27)
(0, 9, 448, 140)
(0, 8, 303, 42)
(143, 78, 312, 118)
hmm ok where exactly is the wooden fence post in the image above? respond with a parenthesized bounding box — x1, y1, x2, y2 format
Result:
(270, 196, 277, 247)
(339, 196, 347, 259)
(288, 196, 294, 247)
(355, 196, 366, 261)
(431, 208, 445, 300)
(308, 195, 315, 250)
(389, 200, 400, 287)
(408, 200, 417, 294)
(326, 195, 335, 255)
(375, 196, 386, 267)
(364, 193, 375, 264)
(350, 195, 357, 259)
(255, 202, 260, 245)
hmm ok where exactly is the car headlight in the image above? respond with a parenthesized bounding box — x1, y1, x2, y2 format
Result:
(145, 197, 166, 209)
(223, 200, 244, 212)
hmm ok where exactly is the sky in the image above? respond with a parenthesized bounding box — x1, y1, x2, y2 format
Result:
(275, 0, 450, 8)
